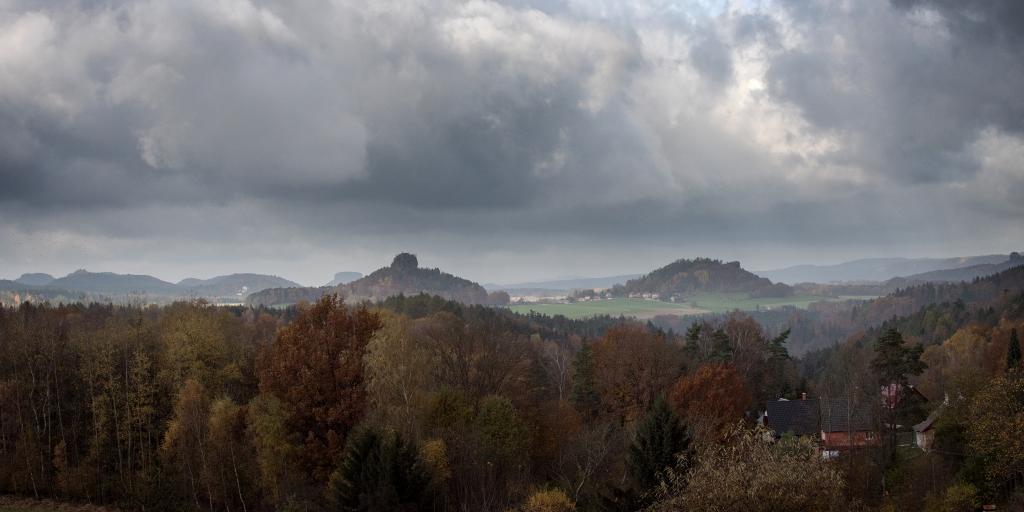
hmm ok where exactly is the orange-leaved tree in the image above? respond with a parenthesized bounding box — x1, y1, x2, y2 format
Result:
(668, 364, 752, 444)
(257, 294, 382, 482)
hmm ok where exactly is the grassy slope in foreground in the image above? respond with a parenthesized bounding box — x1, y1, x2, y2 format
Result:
(0, 496, 114, 512)
(507, 294, 876, 320)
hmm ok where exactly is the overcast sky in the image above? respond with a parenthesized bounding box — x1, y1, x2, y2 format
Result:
(1, 0, 1022, 285)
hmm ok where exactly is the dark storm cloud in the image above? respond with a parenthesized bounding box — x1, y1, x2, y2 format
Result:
(0, 0, 1021, 283)
(892, 0, 1024, 48)
(766, 0, 1024, 183)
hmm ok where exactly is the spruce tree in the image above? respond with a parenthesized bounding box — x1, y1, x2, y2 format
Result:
(570, 343, 601, 420)
(1008, 328, 1022, 373)
(627, 397, 693, 493)
(329, 428, 430, 512)
(709, 328, 733, 363)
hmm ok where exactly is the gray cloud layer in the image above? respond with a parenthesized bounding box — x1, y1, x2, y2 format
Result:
(1, 0, 1022, 284)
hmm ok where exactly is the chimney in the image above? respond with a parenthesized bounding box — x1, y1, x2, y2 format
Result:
(801, 392, 807, 400)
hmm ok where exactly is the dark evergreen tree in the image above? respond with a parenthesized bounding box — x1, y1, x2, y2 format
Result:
(871, 328, 927, 460)
(570, 343, 601, 420)
(627, 396, 693, 493)
(683, 323, 702, 355)
(329, 428, 431, 512)
(709, 328, 732, 363)
(1008, 328, 1022, 373)
(871, 328, 927, 386)
(768, 328, 791, 361)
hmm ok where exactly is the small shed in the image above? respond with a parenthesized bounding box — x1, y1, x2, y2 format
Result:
(913, 408, 942, 452)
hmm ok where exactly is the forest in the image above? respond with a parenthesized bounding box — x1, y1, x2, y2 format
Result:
(1, 266, 1023, 511)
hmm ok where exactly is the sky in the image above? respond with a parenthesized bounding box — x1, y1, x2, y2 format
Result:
(1, 0, 1023, 286)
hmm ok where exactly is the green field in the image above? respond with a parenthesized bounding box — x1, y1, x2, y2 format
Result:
(684, 292, 877, 314)
(509, 298, 704, 319)
(507, 293, 875, 320)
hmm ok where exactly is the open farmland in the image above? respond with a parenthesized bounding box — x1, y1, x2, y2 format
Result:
(507, 294, 875, 319)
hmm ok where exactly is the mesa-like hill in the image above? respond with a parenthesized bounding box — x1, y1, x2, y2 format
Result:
(325, 271, 363, 287)
(247, 253, 508, 307)
(14, 273, 55, 286)
(610, 257, 791, 299)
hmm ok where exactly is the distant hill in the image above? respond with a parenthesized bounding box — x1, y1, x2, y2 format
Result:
(49, 269, 181, 296)
(901, 252, 1023, 283)
(485, 274, 641, 292)
(757, 254, 1010, 284)
(325, 271, 363, 287)
(0, 280, 89, 306)
(611, 258, 791, 298)
(247, 253, 506, 307)
(177, 273, 302, 299)
(14, 273, 55, 286)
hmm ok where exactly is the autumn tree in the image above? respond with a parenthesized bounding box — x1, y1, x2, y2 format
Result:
(649, 426, 847, 512)
(258, 294, 382, 482)
(967, 376, 1024, 492)
(667, 364, 752, 444)
(246, 393, 300, 509)
(205, 398, 255, 512)
(416, 312, 533, 404)
(363, 311, 435, 439)
(520, 488, 575, 512)
(161, 379, 212, 511)
(591, 325, 683, 423)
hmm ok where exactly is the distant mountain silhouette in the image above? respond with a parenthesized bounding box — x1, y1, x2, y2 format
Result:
(900, 252, 1023, 283)
(177, 273, 301, 299)
(49, 269, 181, 296)
(757, 254, 1010, 284)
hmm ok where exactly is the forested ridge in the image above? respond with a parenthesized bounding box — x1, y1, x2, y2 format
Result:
(2, 266, 1024, 511)
(610, 258, 792, 299)
(654, 264, 1024, 355)
(247, 254, 508, 307)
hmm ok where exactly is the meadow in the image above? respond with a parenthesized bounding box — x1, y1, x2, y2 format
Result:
(507, 293, 875, 319)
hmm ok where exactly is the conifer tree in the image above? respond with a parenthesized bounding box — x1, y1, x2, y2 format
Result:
(709, 328, 733, 363)
(627, 397, 693, 493)
(871, 328, 927, 458)
(1008, 328, 1022, 373)
(329, 428, 430, 512)
(871, 328, 926, 386)
(570, 343, 601, 420)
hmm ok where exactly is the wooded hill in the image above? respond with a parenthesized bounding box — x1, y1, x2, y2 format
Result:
(247, 253, 508, 307)
(0, 270, 301, 305)
(610, 258, 792, 298)
(655, 263, 1024, 356)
